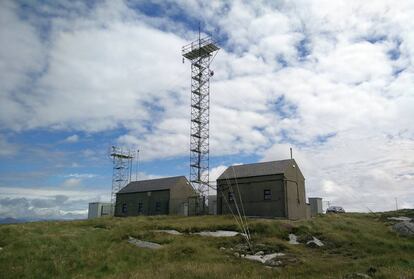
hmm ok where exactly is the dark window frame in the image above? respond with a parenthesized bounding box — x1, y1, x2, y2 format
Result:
(264, 189, 272, 200)
(121, 203, 127, 213)
(228, 192, 234, 202)
(155, 201, 161, 212)
(138, 202, 143, 214)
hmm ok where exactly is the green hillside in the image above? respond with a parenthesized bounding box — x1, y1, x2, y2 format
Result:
(0, 211, 413, 279)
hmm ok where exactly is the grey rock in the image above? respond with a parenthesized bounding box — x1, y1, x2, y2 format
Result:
(243, 253, 285, 264)
(193, 230, 246, 237)
(127, 236, 162, 249)
(392, 221, 414, 236)
(344, 272, 371, 279)
(288, 233, 300, 245)
(388, 216, 412, 222)
(265, 259, 283, 267)
(152, 229, 182, 235)
(306, 236, 324, 247)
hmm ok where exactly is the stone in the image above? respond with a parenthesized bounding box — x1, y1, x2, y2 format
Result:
(255, 251, 264, 256)
(243, 253, 285, 264)
(193, 230, 245, 237)
(265, 259, 283, 267)
(387, 216, 412, 222)
(306, 236, 324, 247)
(152, 230, 182, 235)
(288, 233, 300, 245)
(344, 272, 371, 279)
(234, 252, 240, 257)
(392, 221, 414, 236)
(127, 236, 162, 250)
(219, 247, 226, 250)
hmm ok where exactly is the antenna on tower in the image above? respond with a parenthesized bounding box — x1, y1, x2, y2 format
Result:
(135, 149, 140, 181)
(182, 27, 220, 210)
(109, 146, 134, 213)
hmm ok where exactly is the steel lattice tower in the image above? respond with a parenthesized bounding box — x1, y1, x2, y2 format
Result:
(182, 35, 219, 197)
(110, 146, 134, 206)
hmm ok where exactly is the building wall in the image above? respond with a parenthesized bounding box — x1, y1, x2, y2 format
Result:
(284, 180, 307, 219)
(88, 202, 113, 219)
(169, 177, 198, 215)
(115, 190, 170, 217)
(208, 195, 217, 215)
(88, 203, 100, 219)
(217, 174, 286, 218)
(309, 197, 323, 217)
(283, 160, 307, 220)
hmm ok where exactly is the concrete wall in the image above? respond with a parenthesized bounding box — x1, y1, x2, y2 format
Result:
(114, 177, 197, 217)
(88, 203, 99, 219)
(217, 174, 286, 218)
(216, 161, 308, 220)
(169, 177, 197, 215)
(306, 203, 311, 219)
(115, 190, 170, 217)
(284, 160, 308, 220)
(309, 197, 323, 217)
(88, 202, 113, 219)
(208, 195, 217, 215)
(285, 180, 307, 220)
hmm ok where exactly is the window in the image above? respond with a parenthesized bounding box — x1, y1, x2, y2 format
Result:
(138, 202, 143, 214)
(264, 189, 271, 200)
(121, 203, 127, 213)
(155, 201, 161, 212)
(228, 192, 234, 202)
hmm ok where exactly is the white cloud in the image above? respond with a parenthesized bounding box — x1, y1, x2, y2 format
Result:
(209, 165, 228, 183)
(0, 187, 109, 220)
(0, 135, 19, 157)
(0, 0, 187, 132)
(65, 173, 96, 179)
(61, 178, 82, 187)
(0, 1, 45, 131)
(64, 134, 79, 143)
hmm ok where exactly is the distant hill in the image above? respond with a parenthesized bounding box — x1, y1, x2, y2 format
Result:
(0, 210, 413, 278)
(0, 217, 29, 224)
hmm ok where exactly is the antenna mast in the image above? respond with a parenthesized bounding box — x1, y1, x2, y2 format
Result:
(109, 146, 134, 208)
(182, 29, 220, 199)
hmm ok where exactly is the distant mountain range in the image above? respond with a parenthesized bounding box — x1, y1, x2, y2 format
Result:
(0, 217, 85, 224)
(0, 217, 31, 224)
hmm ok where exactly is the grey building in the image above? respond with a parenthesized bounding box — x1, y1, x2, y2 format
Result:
(217, 159, 308, 220)
(208, 195, 217, 215)
(309, 197, 323, 217)
(88, 202, 113, 219)
(115, 176, 197, 217)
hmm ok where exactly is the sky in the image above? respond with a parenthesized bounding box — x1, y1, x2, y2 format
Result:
(0, 0, 413, 220)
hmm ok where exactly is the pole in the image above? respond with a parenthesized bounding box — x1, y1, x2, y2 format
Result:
(135, 149, 139, 181)
(129, 153, 132, 183)
(395, 197, 398, 211)
(290, 147, 293, 159)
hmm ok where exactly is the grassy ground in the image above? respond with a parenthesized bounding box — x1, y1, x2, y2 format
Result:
(0, 211, 413, 279)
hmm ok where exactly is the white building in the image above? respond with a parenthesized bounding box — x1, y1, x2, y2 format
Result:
(88, 202, 113, 219)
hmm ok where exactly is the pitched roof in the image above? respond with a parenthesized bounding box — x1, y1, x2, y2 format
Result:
(217, 159, 296, 180)
(117, 176, 189, 194)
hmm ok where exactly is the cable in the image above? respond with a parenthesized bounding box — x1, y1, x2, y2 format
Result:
(231, 166, 251, 241)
